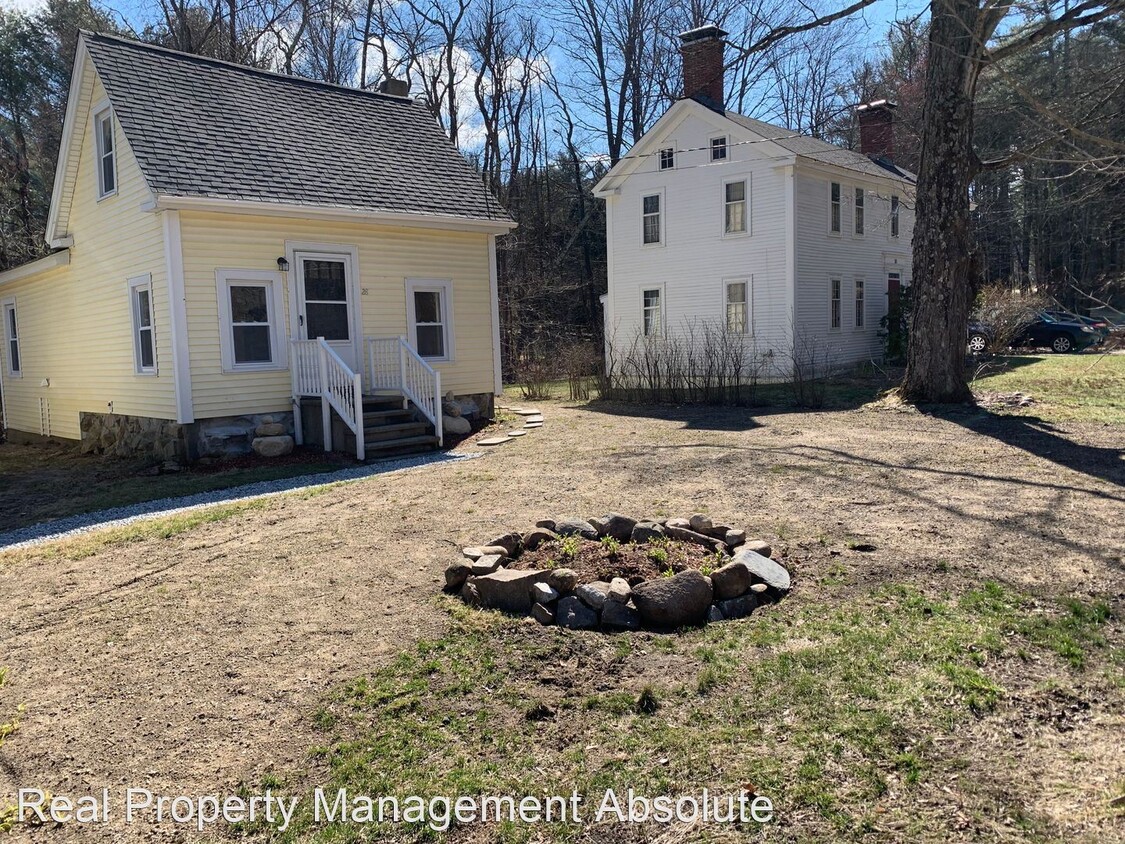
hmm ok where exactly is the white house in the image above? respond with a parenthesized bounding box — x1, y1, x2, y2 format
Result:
(0, 32, 515, 463)
(594, 25, 915, 382)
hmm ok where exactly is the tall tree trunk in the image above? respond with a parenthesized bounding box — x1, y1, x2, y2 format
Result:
(900, 0, 986, 403)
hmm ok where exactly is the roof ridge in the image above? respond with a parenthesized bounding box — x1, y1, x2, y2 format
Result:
(80, 30, 416, 106)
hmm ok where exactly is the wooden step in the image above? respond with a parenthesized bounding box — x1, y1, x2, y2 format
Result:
(363, 434, 440, 455)
(363, 421, 429, 441)
(363, 408, 416, 424)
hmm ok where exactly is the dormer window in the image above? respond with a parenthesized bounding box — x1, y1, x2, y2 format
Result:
(659, 148, 675, 170)
(95, 107, 117, 198)
(710, 136, 728, 161)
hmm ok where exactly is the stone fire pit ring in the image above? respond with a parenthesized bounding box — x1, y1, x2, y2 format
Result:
(444, 513, 791, 631)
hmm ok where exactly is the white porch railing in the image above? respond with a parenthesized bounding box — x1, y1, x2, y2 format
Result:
(290, 337, 365, 461)
(366, 336, 443, 447)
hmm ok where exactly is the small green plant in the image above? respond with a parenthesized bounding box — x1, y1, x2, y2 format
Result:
(647, 546, 669, 566)
(635, 685, 660, 714)
(661, 566, 674, 578)
(600, 536, 621, 558)
(559, 535, 581, 561)
(697, 667, 721, 695)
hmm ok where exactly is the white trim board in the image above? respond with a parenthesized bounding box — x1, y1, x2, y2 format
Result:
(162, 210, 194, 423)
(0, 250, 71, 287)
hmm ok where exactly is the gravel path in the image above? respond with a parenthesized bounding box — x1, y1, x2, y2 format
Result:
(0, 450, 481, 550)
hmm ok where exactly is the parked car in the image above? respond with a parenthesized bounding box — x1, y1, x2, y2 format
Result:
(968, 311, 1101, 354)
(967, 322, 994, 354)
(1045, 310, 1111, 340)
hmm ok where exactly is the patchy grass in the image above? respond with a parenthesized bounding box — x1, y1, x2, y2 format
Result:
(0, 440, 350, 532)
(971, 353, 1125, 423)
(250, 583, 1120, 842)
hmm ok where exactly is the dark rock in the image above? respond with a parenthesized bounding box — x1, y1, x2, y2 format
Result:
(631, 570, 713, 628)
(601, 513, 638, 541)
(710, 561, 751, 600)
(470, 554, 505, 576)
(468, 569, 545, 613)
(743, 539, 772, 558)
(535, 519, 557, 531)
(588, 517, 607, 536)
(689, 514, 713, 533)
(630, 521, 666, 544)
(523, 528, 558, 550)
(444, 561, 473, 591)
(724, 529, 748, 548)
(708, 604, 725, 623)
(608, 577, 632, 603)
(531, 603, 555, 626)
(601, 601, 641, 630)
(555, 518, 599, 540)
(487, 533, 523, 556)
(547, 567, 579, 593)
(556, 596, 599, 629)
(717, 594, 758, 619)
(575, 581, 611, 610)
(733, 549, 791, 591)
(663, 524, 724, 552)
(703, 523, 734, 539)
(460, 580, 481, 606)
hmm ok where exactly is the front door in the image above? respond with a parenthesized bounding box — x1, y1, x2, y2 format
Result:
(293, 252, 357, 368)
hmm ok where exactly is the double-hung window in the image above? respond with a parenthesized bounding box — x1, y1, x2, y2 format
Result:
(217, 270, 286, 371)
(724, 179, 748, 235)
(94, 107, 117, 198)
(890, 195, 900, 238)
(3, 298, 20, 377)
(830, 182, 842, 233)
(725, 280, 749, 334)
(855, 279, 865, 328)
(710, 136, 728, 161)
(854, 187, 865, 235)
(642, 194, 662, 245)
(830, 278, 842, 330)
(642, 288, 663, 337)
(406, 279, 453, 361)
(128, 274, 156, 374)
(659, 148, 675, 170)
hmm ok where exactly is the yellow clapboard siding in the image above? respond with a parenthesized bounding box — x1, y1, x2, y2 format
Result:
(179, 211, 496, 420)
(0, 68, 176, 441)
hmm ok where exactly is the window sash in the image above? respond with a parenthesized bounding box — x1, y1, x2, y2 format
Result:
(130, 278, 156, 373)
(642, 289, 662, 336)
(95, 111, 116, 197)
(890, 196, 900, 237)
(229, 283, 274, 366)
(830, 182, 841, 233)
(4, 303, 19, 375)
(724, 180, 747, 234)
(855, 280, 865, 328)
(412, 290, 446, 358)
(710, 137, 728, 161)
(642, 194, 661, 244)
(830, 279, 841, 329)
(725, 281, 748, 333)
(854, 187, 865, 235)
(406, 280, 453, 360)
(659, 148, 675, 170)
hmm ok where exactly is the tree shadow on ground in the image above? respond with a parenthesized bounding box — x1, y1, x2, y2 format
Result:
(920, 403, 1124, 490)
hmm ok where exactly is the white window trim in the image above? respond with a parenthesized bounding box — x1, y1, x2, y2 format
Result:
(723, 276, 751, 335)
(709, 135, 729, 162)
(641, 189, 665, 248)
(853, 186, 865, 238)
(641, 284, 666, 338)
(128, 273, 157, 375)
(829, 277, 842, 332)
(829, 181, 842, 236)
(216, 269, 288, 373)
(405, 278, 455, 363)
(3, 296, 21, 378)
(854, 276, 866, 330)
(93, 101, 117, 201)
(658, 143, 677, 171)
(721, 175, 751, 238)
(890, 195, 901, 239)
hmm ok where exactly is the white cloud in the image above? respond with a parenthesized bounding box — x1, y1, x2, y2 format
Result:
(0, 0, 47, 13)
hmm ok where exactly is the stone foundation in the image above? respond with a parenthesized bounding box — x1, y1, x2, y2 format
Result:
(78, 411, 295, 463)
(195, 413, 294, 459)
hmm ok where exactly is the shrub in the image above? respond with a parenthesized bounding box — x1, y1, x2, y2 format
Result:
(972, 285, 1047, 353)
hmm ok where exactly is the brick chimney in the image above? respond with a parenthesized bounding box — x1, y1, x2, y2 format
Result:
(679, 24, 728, 111)
(855, 100, 897, 160)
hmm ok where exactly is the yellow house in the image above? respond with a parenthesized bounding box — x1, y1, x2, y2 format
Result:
(0, 32, 515, 462)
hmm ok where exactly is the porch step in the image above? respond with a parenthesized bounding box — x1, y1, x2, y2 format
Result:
(363, 434, 440, 457)
(364, 421, 429, 441)
(363, 408, 416, 424)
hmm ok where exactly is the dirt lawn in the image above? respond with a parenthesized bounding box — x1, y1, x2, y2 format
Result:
(1, 394, 1122, 841)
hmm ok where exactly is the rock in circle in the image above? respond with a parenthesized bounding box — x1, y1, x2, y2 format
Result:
(555, 518, 599, 540)
(608, 577, 632, 604)
(708, 604, 725, 623)
(663, 524, 724, 552)
(750, 583, 769, 596)
(600, 513, 638, 542)
(487, 533, 522, 557)
(703, 522, 734, 539)
(710, 561, 751, 600)
(251, 435, 293, 458)
(631, 521, 666, 544)
(463, 544, 509, 560)
(471, 554, 505, 576)
(467, 569, 544, 613)
(255, 422, 286, 437)
(631, 570, 714, 629)
(689, 514, 713, 533)
(733, 549, 790, 591)
(443, 414, 471, 435)
(523, 528, 558, 551)
(743, 539, 772, 558)
(717, 594, 758, 620)
(547, 568, 579, 593)
(531, 603, 555, 626)
(445, 561, 473, 591)
(536, 519, 557, 531)
(530, 582, 559, 604)
(664, 517, 691, 530)
(556, 595, 599, 630)
(575, 581, 611, 611)
(588, 517, 607, 536)
(460, 580, 481, 606)
(724, 529, 748, 548)
(601, 601, 641, 630)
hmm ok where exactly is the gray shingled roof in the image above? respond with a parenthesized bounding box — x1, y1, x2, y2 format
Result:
(724, 111, 916, 184)
(83, 33, 511, 223)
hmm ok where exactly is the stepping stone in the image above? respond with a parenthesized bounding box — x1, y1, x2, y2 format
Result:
(507, 430, 528, 437)
(477, 436, 511, 446)
(513, 409, 541, 416)
(525, 422, 544, 429)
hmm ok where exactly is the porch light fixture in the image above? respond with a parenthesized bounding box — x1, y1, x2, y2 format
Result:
(276, 256, 289, 272)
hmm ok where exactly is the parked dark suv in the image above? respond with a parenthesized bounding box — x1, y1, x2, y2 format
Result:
(968, 311, 1101, 354)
